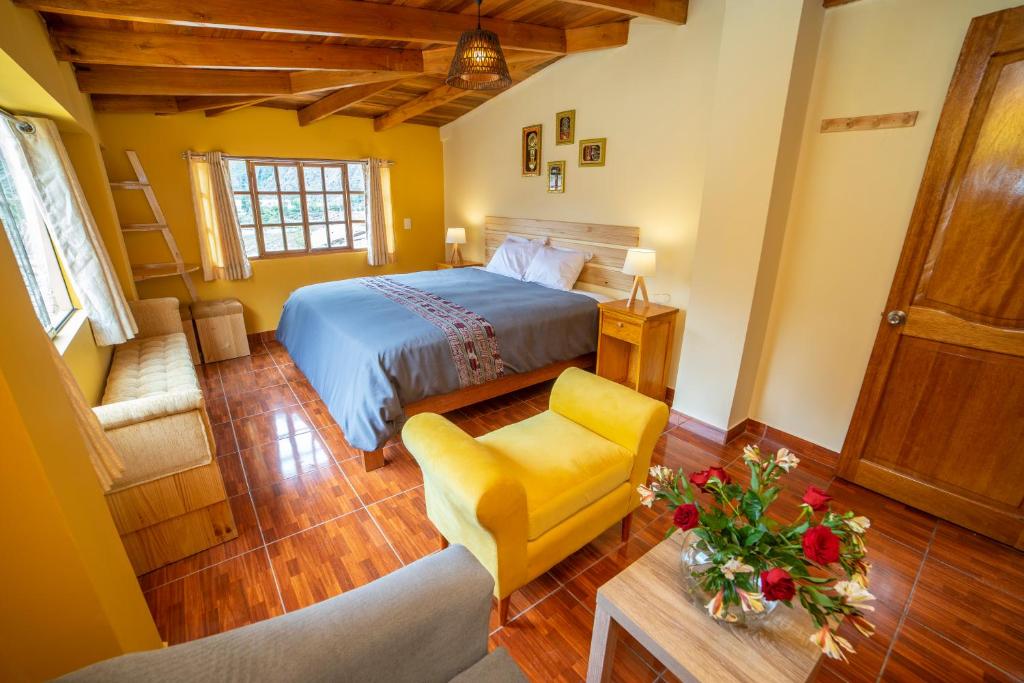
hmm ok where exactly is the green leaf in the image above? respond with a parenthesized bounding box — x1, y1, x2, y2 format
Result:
(740, 490, 764, 524)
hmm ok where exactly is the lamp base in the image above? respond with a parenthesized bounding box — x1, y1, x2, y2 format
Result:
(627, 276, 649, 308)
(449, 243, 463, 265)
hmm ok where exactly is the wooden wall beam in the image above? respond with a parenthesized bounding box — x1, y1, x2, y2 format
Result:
(16, 0, 567, 54)
(823, 0, 862, 7)
(49, 26, 425, 72)
(297, 80, 406, 126)
(554, 0, 685, 24)
(820, 111, 919, 133)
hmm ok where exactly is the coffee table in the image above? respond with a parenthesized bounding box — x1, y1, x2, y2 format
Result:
(586, 534, 824, 682)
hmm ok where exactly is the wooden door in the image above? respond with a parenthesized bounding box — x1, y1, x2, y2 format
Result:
(838, 6, 1024, 549)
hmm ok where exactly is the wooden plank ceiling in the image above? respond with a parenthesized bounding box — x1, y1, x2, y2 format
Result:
(18, 0, 689, 128)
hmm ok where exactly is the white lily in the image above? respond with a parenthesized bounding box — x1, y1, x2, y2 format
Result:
(705, 590, 737, 622)
(737, 589, 766, 613)
(649, 464, 673, 483)
(742, 444, 762, 465)
(774, 448, 800, 472)
(834, 580, 876, 611)
(720, 557, 755, 580)
(636, 485, 655, 508)
(809, 626, 855, 661)
(846, 516, 871, 534)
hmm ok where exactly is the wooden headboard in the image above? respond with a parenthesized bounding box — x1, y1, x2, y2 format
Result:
(484, 216, 639, 292)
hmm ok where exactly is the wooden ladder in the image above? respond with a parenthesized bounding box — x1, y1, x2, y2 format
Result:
(110, 150, 199, 301)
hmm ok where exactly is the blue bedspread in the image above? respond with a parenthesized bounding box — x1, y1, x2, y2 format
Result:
(276, 268, 598, 450)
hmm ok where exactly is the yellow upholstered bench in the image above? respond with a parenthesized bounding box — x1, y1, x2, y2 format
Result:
(403, 367, 668, 624)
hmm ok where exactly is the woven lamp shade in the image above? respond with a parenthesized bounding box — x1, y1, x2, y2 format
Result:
(445, 28, 512, 90)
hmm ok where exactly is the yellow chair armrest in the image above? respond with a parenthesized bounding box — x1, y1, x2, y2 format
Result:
(402, 413, 527, 534)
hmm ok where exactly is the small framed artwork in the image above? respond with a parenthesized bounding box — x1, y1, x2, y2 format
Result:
(579, 138, 606, 167)
(547, 161, 565, 193)
(522, 124, 542, 176)
(555, 110, 575, 145)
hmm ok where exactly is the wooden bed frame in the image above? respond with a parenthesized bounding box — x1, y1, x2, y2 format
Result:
(357, 216, 639, 471)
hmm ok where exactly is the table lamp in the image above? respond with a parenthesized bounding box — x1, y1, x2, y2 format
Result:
(622, 247, 656, 307)
(446, 227, 467, 265)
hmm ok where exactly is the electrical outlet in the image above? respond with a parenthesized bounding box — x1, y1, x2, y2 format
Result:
(403, 218, 412, 230)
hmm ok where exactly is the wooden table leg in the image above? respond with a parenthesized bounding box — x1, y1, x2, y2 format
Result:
(586, 604, 618, 683)
(360, 448, 385, 471)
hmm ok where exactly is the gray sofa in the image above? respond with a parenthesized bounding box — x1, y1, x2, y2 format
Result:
(58, 546, 526, 682)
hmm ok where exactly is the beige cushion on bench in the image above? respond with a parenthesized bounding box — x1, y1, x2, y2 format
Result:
(102, 332, 198, 403)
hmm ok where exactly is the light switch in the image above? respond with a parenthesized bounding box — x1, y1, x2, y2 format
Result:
(403, 217, 412, 230)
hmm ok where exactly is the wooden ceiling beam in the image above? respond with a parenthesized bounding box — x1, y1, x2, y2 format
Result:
(565, 22, 630, 53)
(205, 98, 274, 117)
(373, 59, 556, 132)
(49, 26, 425, 72)
(75, 66, 411, 96)
(297, 80, 407, 127)
(16, 0, 567, 53)
(554, 0, 685, 24)
(175, 96, 270, 112)
(90, 94, 180, 113)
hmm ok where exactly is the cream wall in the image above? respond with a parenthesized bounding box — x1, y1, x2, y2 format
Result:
(96, 109, 446, 333)
(441, 6, 728, 386)
(748, 0, 1023, 451)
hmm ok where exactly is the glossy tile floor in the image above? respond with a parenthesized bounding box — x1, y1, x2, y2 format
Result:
(139, 337, 1024, 682)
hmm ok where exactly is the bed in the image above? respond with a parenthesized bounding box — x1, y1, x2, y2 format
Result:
(276, 216, 639, 470)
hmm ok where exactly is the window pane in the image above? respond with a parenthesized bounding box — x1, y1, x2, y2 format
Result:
(326, 194, 345, 222)
(228, 159, 249, 191)
(278, 165, 300, 192)
(350, 193, 366, 221)
(233, 194, 254, 225)
(259, 195, 281, 224)
(352, 222, 368, 249)
(240, 227, 259, 257)
(309, 224, 328, 249)
(284, 225, 306, 251)
(303, 166, 323, 191)
(281, 193, 303, 223)
(347, 164, 366, 192)
(0, 148, 74, 335)
(324, 166, 343, 191)
(305, 194, 325, 222)
(263, 227, 285, 252)
(255, 165, 277, 191)
(328, 223, 347, 247)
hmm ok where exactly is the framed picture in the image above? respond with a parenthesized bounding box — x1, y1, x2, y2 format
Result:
(547, 161, 565, 193)
(579, 138, 606, 167)
(521, 124, 542, 176)
(555, 110, 575, 145)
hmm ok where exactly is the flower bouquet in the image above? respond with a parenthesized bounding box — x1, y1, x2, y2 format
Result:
(638, 445, 875, 661)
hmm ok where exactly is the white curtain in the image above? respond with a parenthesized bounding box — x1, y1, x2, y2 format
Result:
(188, 151, 252, 281)
(2, 117, 137, 346)
(366, 158, 395, 266)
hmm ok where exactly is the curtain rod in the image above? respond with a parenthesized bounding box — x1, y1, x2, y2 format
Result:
(0, 107, 36, 134)
(182, 151, 394, 166)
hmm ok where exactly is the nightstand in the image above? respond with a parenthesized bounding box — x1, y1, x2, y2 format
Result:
(596, 299, 679, 401)
(436, 261, 484, 269)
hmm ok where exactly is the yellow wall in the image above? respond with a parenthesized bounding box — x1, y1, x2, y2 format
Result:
(441, 7, 728, 387)
(95, 109, 446, 333)
(748, 0, 1023, 451)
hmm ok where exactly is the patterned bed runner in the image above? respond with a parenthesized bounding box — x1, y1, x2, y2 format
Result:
(361, 277, 505, 388)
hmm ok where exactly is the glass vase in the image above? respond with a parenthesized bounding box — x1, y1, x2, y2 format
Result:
(679, 532, 779, 629)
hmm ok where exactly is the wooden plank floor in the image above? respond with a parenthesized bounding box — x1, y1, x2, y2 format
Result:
(137, 335, 1024, 682)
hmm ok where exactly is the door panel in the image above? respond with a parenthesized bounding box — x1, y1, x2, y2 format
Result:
(839, 6, 1024, 549)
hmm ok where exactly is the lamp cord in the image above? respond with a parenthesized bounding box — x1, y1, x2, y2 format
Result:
(476, 0, 482, 29)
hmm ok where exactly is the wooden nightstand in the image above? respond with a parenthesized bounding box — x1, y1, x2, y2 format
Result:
(436, 261, 484, 269)
(596, 299, 679, 401)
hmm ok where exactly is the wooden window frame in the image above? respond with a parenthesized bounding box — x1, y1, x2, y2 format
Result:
(228, 155, 368, 260)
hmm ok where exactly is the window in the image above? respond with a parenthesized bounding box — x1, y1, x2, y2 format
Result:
(0, 143, 74, 337)
(227, 157, 368, 258)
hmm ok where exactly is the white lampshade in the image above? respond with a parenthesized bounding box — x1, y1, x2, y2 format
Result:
(446, 227, 467, 244)
(622, 248, 656, 276)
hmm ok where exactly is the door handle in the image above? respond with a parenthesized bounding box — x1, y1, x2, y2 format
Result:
(886, 310, 907, 326)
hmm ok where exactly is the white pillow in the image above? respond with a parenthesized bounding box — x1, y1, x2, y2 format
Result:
(523, 245, 587, 291)
(485, 236, 545, 280)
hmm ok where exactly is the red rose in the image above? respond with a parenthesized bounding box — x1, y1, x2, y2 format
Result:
(673, 503, 700, 531)
(802, 525, 841, 565)
(802, 485, 832, 511)
(760, 568, 796, 601)
(689, 467, 731, 492)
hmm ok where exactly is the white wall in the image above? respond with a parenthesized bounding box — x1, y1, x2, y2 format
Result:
(441, 5, 727, 386)
(748, 0, 1024, 451)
